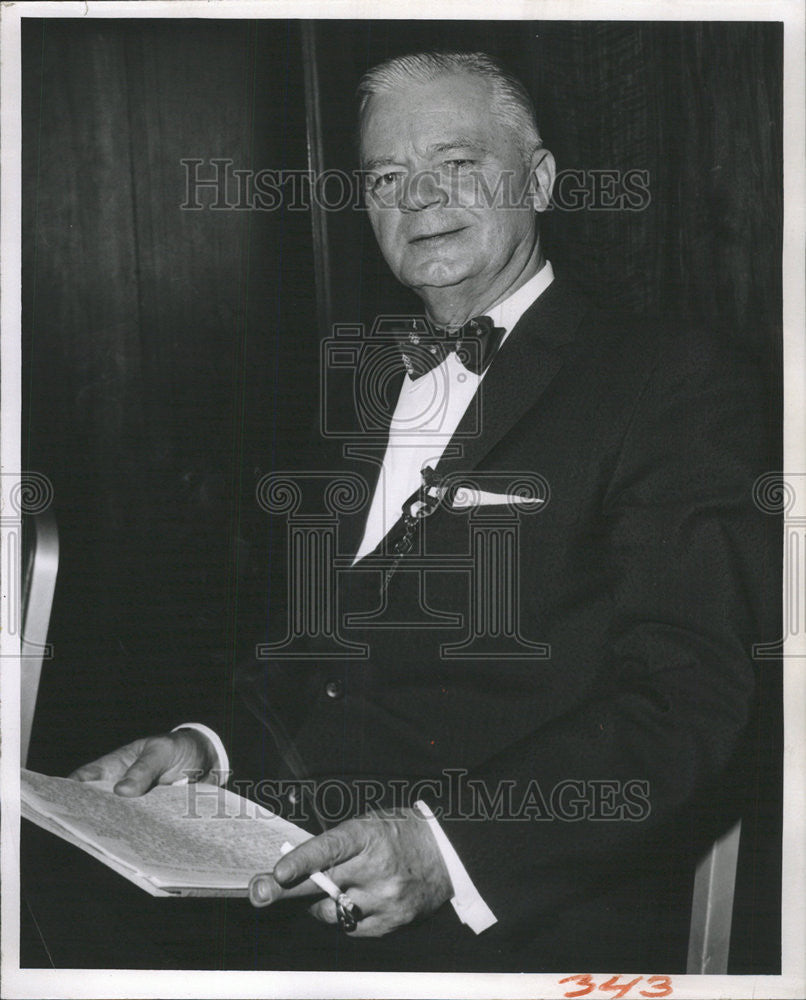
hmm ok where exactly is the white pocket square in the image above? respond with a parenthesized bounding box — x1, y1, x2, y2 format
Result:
(450, 488, 545, 509)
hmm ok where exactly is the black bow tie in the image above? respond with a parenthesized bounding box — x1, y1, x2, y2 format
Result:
(396, 316, 506, 379)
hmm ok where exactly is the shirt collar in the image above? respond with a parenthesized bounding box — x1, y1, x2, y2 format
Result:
(487, 259, 554, 348)
(401, 260, 555, 393)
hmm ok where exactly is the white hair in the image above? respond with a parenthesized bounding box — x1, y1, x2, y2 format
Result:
(357, 51, 542, 162)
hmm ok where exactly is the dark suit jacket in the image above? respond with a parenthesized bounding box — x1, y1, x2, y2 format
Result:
(225, 277, 779, 971)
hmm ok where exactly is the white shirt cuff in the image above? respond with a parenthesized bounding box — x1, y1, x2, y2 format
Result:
(171, 723, 231, 785)
(414, 799, 497, 934)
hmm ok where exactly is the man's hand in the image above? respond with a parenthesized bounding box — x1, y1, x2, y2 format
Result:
(248, 807, 453, 937)
(68, 729, 217, 796)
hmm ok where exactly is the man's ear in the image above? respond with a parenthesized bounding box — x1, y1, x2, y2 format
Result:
(527, 147, 556, 213)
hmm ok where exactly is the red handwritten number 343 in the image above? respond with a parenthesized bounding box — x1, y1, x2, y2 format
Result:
(559, 974, 673, 998)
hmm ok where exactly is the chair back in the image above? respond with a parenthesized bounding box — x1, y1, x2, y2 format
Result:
(686, 818, 742, 974)
(20, 510, 59, 765)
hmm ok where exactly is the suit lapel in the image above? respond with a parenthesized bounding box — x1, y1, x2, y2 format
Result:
(337, 445, 384, 558)
(435, 277, 588, 480)
(336, 366, 404, 558)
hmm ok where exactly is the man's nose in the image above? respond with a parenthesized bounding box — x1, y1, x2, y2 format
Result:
(399, 170, 448, 212)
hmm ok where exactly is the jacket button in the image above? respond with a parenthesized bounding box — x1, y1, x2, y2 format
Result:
(324, 678, 344, 700)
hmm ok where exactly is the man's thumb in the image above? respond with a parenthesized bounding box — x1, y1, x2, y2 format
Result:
(113, 742, 168, 796)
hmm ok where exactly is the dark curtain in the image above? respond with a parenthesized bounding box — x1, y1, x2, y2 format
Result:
(22, 18, 318, 755)
(21, 17, 781, 973)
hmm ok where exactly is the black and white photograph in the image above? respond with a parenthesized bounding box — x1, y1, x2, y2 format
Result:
(1, 1, 803, 997)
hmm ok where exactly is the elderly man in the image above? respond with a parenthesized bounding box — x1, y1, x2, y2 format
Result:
(71, 52, 774, 971)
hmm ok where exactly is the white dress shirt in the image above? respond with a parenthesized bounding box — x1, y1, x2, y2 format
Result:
(181, 260, 554, 936)
(354, 261, 554, 562)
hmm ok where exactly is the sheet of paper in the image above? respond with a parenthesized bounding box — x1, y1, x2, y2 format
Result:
(21, 769, 311, 893)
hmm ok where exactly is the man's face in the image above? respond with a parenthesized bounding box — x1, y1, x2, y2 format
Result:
(360, 72, 541, 303)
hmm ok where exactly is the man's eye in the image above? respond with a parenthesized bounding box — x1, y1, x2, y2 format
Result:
(444, 159, 475, 171)
(369, 173, 403, 192)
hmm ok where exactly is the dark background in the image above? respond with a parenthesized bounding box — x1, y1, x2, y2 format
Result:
(20, 17, 782, 972)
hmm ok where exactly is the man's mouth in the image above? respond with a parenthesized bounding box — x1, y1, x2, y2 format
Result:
(408, 227, 468, 244)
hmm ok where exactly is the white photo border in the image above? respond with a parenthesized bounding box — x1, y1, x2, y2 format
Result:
(1, 2, 803, 998)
